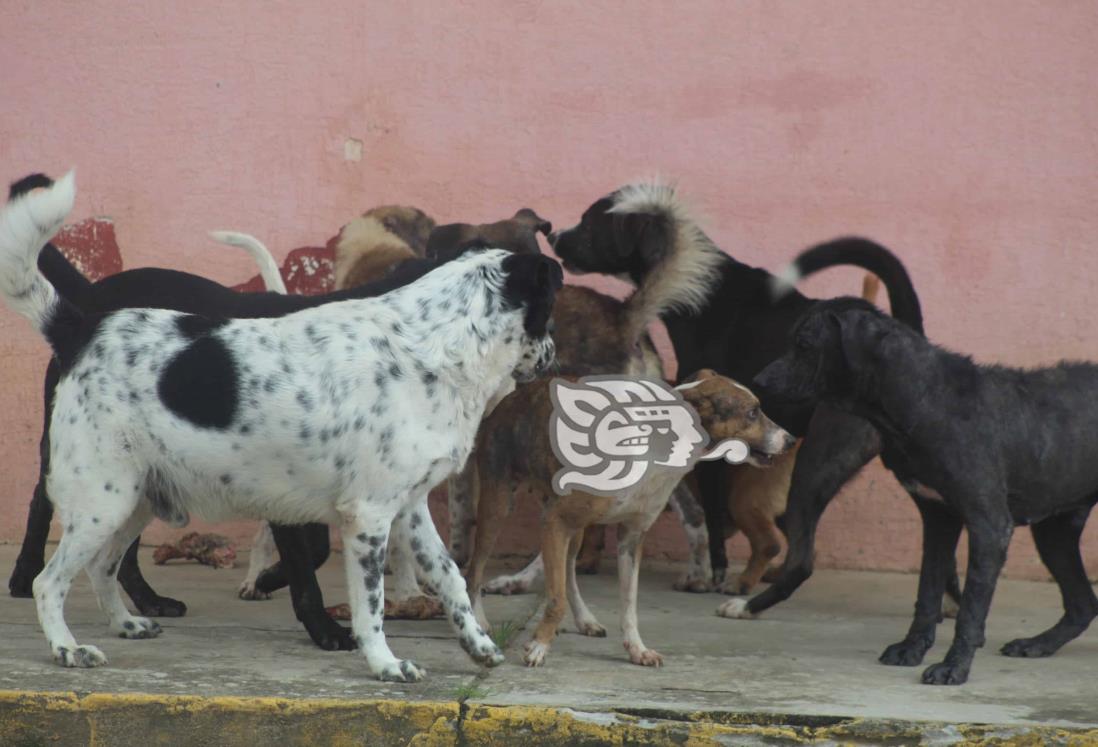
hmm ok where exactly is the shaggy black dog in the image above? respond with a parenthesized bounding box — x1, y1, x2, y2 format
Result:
(754, 297, 1098, 685)
(6, 173, 474, 651)
(549, 183, 963, 619)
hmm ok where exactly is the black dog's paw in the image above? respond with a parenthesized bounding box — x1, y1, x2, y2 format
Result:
(8, 557, 44, 598)
(309, 620, 357, 651)
(255, 567, 288, 595)
(921, 660, 970, 685)
(879, 637, 932, 667)
(1001, 636, 1060, 658)
(135, 595, 188, 618)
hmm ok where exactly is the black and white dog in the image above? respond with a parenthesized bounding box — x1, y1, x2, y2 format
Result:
(0, 173, 561, 681)
(754, 298, 1098, 685)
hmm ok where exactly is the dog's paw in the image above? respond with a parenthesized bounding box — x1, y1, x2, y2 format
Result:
(576, 620, 607, 637)
(116, 617, 163, 639)
(134, 595, 188, 618)
(461, 635, 505, 667)
(717, 575, 757, 596)
(308, 618, 357, 651)
(483, 575, 533, 596)
(760, 566, 782, 584)
(1001, 635, 1061, 658)
(54, 644, 108, 668)
(377, 659, 425, 682)
(920, 660, 970, 685)
(672, 574, 712, 593)
(238, 582, 272, 601)
(716, 598, 755, 619)
(879, 637, 933, 667)
(523, 640, 551, 667)
(624, 643, 663, 667)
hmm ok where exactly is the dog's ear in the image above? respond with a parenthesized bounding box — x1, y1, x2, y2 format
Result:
(426, 223, 473, 260)
(611, 212, 668, 264)
(9, 173, 54, 201)
(512, 208, 552, 236)
(829, 310, 900, 392)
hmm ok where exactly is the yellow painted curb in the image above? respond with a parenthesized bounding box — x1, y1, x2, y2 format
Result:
(2, 690, 1096, 746)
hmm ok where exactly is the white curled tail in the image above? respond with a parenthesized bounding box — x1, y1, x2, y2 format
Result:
(0, 170, 75, 331)
(208, 230, 287, 293)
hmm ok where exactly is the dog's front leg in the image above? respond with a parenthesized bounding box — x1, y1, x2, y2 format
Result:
(921, 503, 1011, 686)
(340, 514, 421, 681)
(880, 497, 963, 667)
(393, 501, 504, 668)
(618, 524, 662, 666)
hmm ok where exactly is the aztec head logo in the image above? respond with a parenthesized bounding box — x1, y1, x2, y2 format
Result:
(549, 377, 750, 496)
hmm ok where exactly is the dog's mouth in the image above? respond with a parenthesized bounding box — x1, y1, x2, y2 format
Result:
(748, 449, 776, 467)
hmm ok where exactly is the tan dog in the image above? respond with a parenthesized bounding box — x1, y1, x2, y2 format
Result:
(426, 208, 552, 258)
(465, 370, 794, 668)
(333, 205, 435, 289)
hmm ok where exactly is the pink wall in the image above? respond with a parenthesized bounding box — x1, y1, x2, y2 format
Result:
(2, 2, 1097, 580)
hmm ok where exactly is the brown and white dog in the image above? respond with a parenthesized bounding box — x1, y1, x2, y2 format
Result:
(333, 205, 435, 289)
(465, 370, 794, 667)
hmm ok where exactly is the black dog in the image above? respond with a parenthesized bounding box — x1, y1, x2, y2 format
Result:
(6, 173, 471, 651)
(755, 297, 1098, 684)
(549, 183, 962, 617)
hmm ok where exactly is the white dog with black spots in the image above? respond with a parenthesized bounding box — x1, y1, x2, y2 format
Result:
(0, 172, 561, 681)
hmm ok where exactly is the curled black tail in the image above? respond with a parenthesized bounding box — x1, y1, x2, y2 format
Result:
(770, 237, 923, 333)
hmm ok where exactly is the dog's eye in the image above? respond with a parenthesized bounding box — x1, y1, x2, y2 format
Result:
(747, 407, 759, 421)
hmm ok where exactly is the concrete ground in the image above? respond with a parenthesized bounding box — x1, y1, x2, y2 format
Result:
(1, 544, 1096, 745)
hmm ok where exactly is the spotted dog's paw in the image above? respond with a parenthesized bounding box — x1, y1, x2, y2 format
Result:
(715, 598, 755, 619)
(576, 620, 607, 637)
(116, 617, 163, 639)
(54, 644, 108, 668)
(523, 640, 550, 667)
(462, 637, 505, 667)
(624, 643, 663, 667)
(377, 659, 425, 682)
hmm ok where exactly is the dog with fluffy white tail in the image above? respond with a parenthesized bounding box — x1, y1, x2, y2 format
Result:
(0, 172, 561, 681)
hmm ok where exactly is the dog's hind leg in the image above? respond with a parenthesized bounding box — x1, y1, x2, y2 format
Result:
(921, 498, 1012, 685)
(271, 523, 354, 651)
(9, 359, 60, 598)
(669, 480, 712, 592)
(693, 460, 731, 584)
(464, 462, 514, 630)
(618, 525, 662, 667)
(86, 503, 162, 640)
(34, 467, 143, 668)
(395, 501, 503, 668)
(1001, 505, 1098, 658)
(880, 497, 963, 667)
(116, 537, 187, 617)
(731, 408, 879, 619)
(254, 522, 331, 595)
(567, 530, 606, 637)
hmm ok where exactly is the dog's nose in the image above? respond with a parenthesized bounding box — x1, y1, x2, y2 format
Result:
(783, 433, 796, 450)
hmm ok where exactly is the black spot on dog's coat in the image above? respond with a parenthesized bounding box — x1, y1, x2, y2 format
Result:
(158, 336, 239, 429)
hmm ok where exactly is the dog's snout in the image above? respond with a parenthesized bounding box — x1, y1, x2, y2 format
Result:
(782, 432, 796, 451)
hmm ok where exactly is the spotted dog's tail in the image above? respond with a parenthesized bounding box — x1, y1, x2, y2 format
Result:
(208, 230, 288, 293)
(0, 170, 77, 339)
(769, 237, 923, 333)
